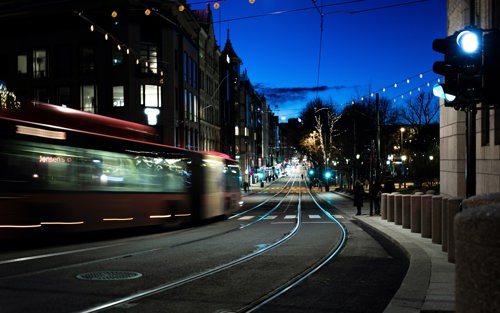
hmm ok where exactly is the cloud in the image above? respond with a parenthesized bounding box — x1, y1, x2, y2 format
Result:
(254, 83, 351, 104)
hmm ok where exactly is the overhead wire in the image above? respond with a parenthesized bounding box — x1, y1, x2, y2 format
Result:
(312, 0, 325, 97)
(212, 0, 364, 23)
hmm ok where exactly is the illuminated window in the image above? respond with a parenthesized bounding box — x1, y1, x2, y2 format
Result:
(193, 95, 197, 122)
(141, 84, 161, 107)
(140, 43, 157, 74)
(33, 49, 47, 78)
(81, 85, 97, 113)
(113, 86, 124, 107)
(17, 55, 27, 74)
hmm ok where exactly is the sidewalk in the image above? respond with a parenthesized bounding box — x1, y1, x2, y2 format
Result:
(320, 191, 455, 313)
(241, 178, 275, 195)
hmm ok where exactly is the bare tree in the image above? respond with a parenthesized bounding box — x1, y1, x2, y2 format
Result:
(401, 92, 439, 127)
(401, 91, 440, 188)
(300, 130, 323, 163)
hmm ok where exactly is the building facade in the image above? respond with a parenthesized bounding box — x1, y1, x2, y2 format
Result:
(440, 0, 500, 198)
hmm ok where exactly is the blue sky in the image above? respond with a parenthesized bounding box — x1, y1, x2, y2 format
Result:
(187, 0, 447, 121)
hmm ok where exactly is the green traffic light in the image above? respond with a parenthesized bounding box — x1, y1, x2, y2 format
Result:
(324, 171, 332, 179)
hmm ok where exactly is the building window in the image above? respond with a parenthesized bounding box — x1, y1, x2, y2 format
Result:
(495, 108, 500, 145)
(33, 49, 47, 78)
(80, 47, 95, 74)
(56, 87, 71, 107)
(113, 86, 125, 107)
(193, 95, 198, 123)
(34, 88, 48, 103)
(141, 84, 161, 107)
(184, 89, 188, 119)
(81, 85, 96, 113)
(184, 52, 188, 82)
(140, 43, 157, 74)
(481, 105, 490, 146)
(17, 55, 27, 74)
(193, 60, 197, 88)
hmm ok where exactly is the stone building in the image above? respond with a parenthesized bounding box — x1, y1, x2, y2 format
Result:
(440, 0, 500, 198)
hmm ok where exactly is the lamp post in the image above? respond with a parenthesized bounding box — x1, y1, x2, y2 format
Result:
(400, 127, 405, 189)
(401, 155, 407, 189)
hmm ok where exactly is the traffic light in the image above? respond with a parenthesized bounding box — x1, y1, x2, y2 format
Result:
(324, 171, 332, 179)
(482, 29, 500, 106)
(432, 27, 483, 108)
(308, 169, 315, 176)
(432, 34, 459, 103)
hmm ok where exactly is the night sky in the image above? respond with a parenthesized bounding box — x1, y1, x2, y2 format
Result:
(187, 0, 447, 121)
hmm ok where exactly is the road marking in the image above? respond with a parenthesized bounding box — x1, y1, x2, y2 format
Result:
(238, 216, 254, 220)
(333, 215, 344, 219)
(309, 214, 321, 219)
(264, 215, 277, 220)
(284, 215, 296, 219)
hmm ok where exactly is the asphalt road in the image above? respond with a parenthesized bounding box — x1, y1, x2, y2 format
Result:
(0, 175, 408, 313)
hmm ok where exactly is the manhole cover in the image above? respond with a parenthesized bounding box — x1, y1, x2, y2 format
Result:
(76, 271, 142, 281)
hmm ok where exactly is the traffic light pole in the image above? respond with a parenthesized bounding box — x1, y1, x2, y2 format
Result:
(465, 0, 476, 199)
(466, 108, 476, 198)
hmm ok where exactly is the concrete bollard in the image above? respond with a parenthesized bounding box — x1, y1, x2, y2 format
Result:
(447, 197, 462, 263)
(410, 195, 421, 233)
(455, 193, 500, 313)
(387, 193, 395, 222)
(381, 193, 388, 220)
(431, 195, 442, 244)
(442, 198, 449, 252)
(394, 194, 402, 225)
(421, 195, 432, 238)
(402, 195, 411, 229)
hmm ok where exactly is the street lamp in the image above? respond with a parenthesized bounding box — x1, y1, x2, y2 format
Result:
(400, 127, 405, 149)
(401, 154, 407, 188)
(400, 127, 405, 189)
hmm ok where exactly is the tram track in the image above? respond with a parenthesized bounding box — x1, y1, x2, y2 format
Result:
(76, 176, 307, 312)
(237, 188, 347, 313)
(76, 175, 346, 313)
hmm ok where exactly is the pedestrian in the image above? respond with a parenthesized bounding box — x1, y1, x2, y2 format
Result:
(243, 181, 248, 193)
(353, 179, 364, 215)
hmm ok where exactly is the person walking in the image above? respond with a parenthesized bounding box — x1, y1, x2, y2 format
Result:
(353, 179, 364, 215)
(371, 180, 382, 215)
